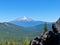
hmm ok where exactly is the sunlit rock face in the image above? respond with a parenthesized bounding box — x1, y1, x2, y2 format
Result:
(56, 18, 60, 24)
(30, 18, 60, 45)
(52, 18, 60, 33)
(56, 18, 60, 28)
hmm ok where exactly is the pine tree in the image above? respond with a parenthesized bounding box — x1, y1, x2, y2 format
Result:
(44, 23, 48, 32)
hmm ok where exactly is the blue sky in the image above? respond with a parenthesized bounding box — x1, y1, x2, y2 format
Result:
(0, 0, 60, 22)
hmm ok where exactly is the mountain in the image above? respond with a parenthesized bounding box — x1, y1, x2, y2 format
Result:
(0, 22, 43, 41)
(10, 16, 46, 27)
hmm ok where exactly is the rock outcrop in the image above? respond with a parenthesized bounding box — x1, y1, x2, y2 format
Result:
(30, 18, 60, 45)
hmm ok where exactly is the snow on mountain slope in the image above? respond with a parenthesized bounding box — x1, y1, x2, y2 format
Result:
(15, 16, 33, 21)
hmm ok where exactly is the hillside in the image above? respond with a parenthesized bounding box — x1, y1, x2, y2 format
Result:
(0, 22, 43, 42)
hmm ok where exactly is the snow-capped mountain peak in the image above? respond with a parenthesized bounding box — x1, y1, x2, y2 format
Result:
(10, 16, 47, 27)
(16, 16, 33, 21)
(21, 16, 29, 20)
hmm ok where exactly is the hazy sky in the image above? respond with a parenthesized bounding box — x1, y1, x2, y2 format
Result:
(0, 0, 60, 22)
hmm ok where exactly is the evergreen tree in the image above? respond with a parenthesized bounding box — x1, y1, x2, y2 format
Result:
(44, 23, 48, 32)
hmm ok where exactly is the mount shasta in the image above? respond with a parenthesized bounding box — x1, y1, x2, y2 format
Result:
(10, 16, 49, 27)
